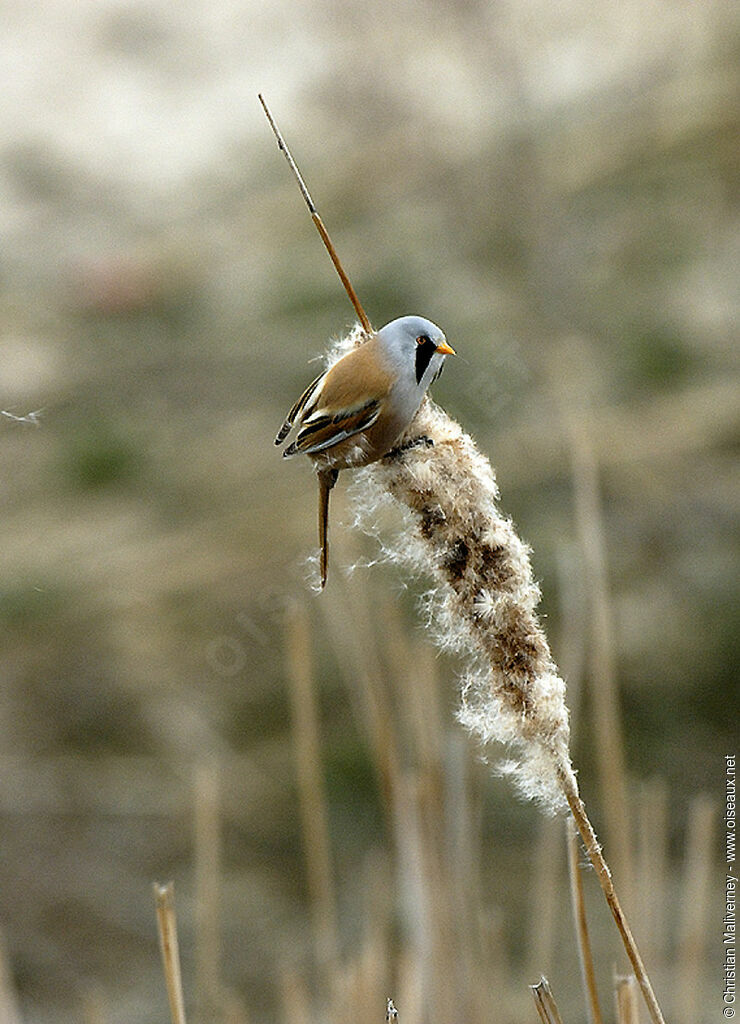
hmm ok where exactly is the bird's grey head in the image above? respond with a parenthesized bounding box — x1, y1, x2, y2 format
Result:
(377, 315, 455, 389)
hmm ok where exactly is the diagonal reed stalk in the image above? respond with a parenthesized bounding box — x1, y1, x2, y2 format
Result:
(336, 326, 668, 1024)
(557, 763, 664, 1024)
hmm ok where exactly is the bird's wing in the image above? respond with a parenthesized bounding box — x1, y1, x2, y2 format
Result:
(276, 337, 394, 453)
(282, 398, 383, 457)
(274, 370, 327, 445)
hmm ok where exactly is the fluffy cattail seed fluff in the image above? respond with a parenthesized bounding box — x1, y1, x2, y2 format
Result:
(334, 326, 572, 811)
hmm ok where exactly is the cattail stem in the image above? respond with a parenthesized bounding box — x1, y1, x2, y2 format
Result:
(556, 764, 665, 1024)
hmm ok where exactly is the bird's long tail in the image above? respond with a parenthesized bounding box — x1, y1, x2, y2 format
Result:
(317, 468, 339, 589)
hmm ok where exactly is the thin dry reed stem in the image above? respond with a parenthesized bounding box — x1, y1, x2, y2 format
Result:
(379, 603, 444, 779)
(675, 793, 715, 1021)
(320, 574, 401, 812)
(527, 818, 561, 979)
(285, 601, 339, 979)
(279, 966, 312, 1024)
(446, 734, 487, 1017)
(332, 923, 387, 1024)
(567, 823, 604, 1024)
(568, 411, 634, 910)
(530, 976, 565, 1024)
(396, 950, 422, 1024)
(614, 974, 641, 1024)
(0, 929, 22, 1024)
(154, 881, 188, 1024)
(327, 856, 391, 1024)
(393, 774, 433, 1016)
(221, 990, 251, 1024)
(194, 760, 221, 1024)
(636, 778, 669, 970)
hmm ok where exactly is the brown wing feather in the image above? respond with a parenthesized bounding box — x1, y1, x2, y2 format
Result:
(284, 399, 382, 457)
(275, 370, 326, 445)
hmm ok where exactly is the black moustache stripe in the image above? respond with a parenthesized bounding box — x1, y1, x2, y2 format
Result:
(415, 339, 437, 384)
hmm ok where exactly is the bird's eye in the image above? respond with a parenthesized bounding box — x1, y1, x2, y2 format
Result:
(416, 334, 430, 346)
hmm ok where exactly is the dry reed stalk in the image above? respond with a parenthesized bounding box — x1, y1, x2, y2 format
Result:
(392, 773, 433, 1015)
(194, 760, 221, 1024)
(418, 775, 463, 1024)
(527, 817, 561, 979)
(319, 576, 401, 812)
(394, 770, 466, 1022)
(445, 733, 488, 1017)
(0, 929, 22, 1024)
(278, 966, 312, 1024)
(477, 909, 508, 1023)
(221, 990, 251, 1024)
(636, 778, 669, 970)
(332, 923, 388, 1024)
(396, 950, 421, 1024)
(674, 793, 715, 1022)
(530, 976, 565, 1024)
(568, 412, 634, 910)
(379, 604, 445, 782)
(285, 601, 339, 981)
(557, 768, 663, 1024)
(333, 324, 667, 1024)
(154, 881, 188, 1024)
(328, 855, 391, 1024)
(614, 974, 640, 1024)
(567, 823, 604, 1024)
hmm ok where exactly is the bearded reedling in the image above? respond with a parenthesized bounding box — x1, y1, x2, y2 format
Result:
(260, 95, 454, 587)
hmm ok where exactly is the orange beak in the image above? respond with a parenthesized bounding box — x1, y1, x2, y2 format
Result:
(435, 340, 456, 356)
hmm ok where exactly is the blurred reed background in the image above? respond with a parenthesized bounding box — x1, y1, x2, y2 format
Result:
(0, 1, 736, 1021)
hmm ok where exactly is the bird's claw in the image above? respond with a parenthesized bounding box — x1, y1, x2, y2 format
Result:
(384, 435, 434, 461)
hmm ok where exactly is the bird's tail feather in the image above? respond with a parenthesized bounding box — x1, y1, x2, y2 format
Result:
(317, 468, 339, 589)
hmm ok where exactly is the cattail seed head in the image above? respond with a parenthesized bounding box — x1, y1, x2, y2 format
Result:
(336, 326, 572, 811)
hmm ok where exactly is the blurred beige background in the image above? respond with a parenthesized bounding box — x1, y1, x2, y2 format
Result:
(0, 1, 737, 1022)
